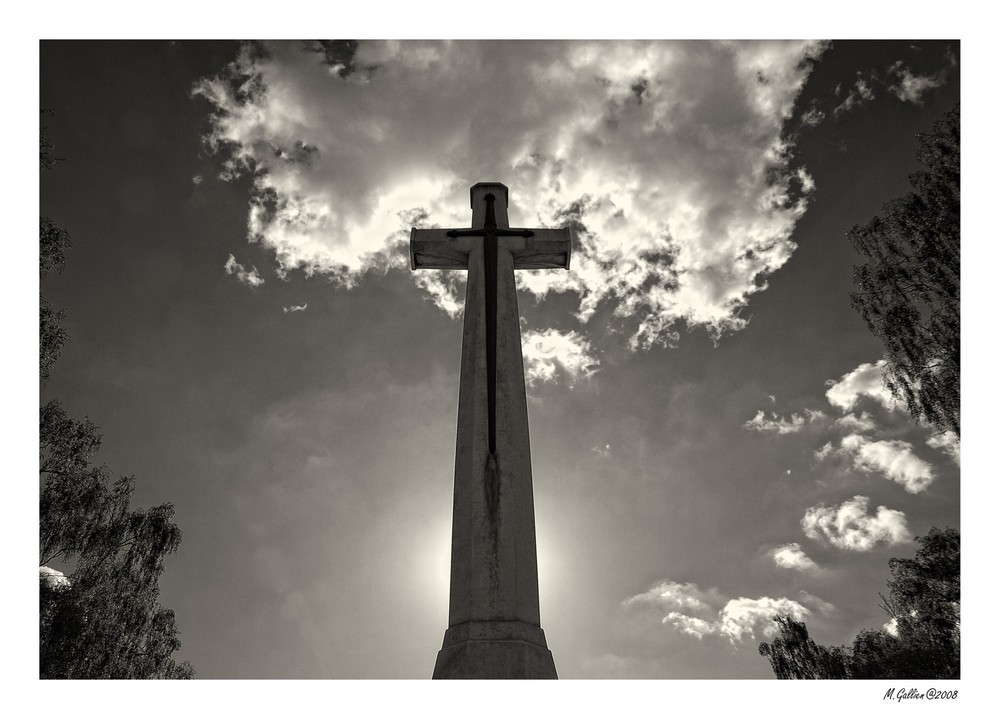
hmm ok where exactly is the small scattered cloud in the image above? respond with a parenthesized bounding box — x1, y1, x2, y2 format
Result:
(814, 441, 834, 460)
(592, 443, 612, 458)
(801, 495, 910, 551)
(412, 270, 466, 319)
(521, 328, 599, 387)
(798, 591, 836, 616)
(192, 174, 203, 185)
(224, 253, 265, 288)
(744, 408, 826, 434)
(825, 360, 900, 413)
(883, 617, 899, 637)
(887, 61, 948, 104)
(754, 359, 950, 496)
(663, 612, 717, 639)
(927, 431, 960, 466)
(833, 73, 876, 115)
(624, 580, 720, 615)
(799, 102, 825, 127)
(840, 434, 935, 494)
(834, 411, 877, 433)
(816, 48, 954, 127)
(624, 580, 825, 644)
(718, 597, 810, 642)
(283, 303, 308, 313)
(771, 542, 819, 572)
(795, 166, 816, 193)
(39, 566, 70, 589)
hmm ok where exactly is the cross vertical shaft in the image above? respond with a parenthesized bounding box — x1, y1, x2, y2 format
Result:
(410, 183, 570, 679)
(484, 203, 498, 455)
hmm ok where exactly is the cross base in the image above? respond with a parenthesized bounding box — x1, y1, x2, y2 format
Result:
(432, 620, 558, 679)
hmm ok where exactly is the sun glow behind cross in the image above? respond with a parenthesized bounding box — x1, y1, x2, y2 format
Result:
(409, 513, 452, 625)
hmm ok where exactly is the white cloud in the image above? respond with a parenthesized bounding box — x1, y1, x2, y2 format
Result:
(927, 431, 960, 466)
(888, 62, 947, 104)
(833, 74, 875, 115)
(745, 410, 802, 433)
(883, 617, 899, 637)
(801, 495, 910, 551)
(195, 40, 826, 349)
(754, 361, 949, 495)
(772, 542, 819, 572)
(795, 167, 816, 193)
(718, 596, 809, 642)
(412, 270, 466, 319)
(592, 443, 612, 458)
(840, 434, 935, 494)
(624, 580, 822, 644)
(798, 591, 836, 616)
(834, 411, 877, 433)
(521, 328, 598, 386)
(224, 253, 265, 288)
(744, 408, 826, 434)
(283, 303, 308, 313)
(766, 361, 952, 493)
(623, 580, 719, 615)
(799, 105, 825, 127)
(39, 566, 70, 589)
(663, 612, 717, 639)
(825, 360, 900, 413)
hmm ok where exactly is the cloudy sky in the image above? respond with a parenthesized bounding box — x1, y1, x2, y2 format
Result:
(37, 37, 963, 684)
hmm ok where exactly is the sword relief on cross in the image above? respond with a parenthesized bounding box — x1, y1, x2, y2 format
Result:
(409, 184, 572, 455)
(411, 182, 566, 678)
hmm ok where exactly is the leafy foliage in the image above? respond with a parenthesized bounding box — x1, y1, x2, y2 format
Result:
(848, 105, 960, 436)
(758, 616, 849, 679)
(40, 402, 194, 679)
(40, 217, 71, 280)
(759, 528, 959, 679)
(40, 296, 68, 387)
(40, 126, 72, 386)
(40, 121, 192, 679)
(40, 111, 63, 170)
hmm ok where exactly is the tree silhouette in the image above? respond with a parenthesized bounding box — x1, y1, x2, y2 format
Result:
(39, 120, 193, 679)
(759, 528, 959, 679)
(848, 105, 959, 436)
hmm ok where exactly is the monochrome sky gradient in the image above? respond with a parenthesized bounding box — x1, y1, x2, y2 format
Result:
(36, 37, 962, 686)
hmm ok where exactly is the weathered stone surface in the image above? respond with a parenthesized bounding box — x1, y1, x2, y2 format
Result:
(411, 183, 569, 679)
(433, 620, 557, 679)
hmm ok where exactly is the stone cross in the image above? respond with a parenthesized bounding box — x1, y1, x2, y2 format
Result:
(410, 182, 570, 679)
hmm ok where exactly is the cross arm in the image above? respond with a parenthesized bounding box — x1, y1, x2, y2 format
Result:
(410, 228, 476, 270)
(410, 226, 572, 271)
(507, 228, 572, 270)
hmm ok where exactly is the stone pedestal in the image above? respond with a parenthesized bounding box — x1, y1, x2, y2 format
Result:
(433, 620, 557, 679)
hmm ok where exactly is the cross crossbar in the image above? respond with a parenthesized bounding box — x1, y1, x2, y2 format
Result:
(409, 184, 572, 455)
(409, 189, 571, 271)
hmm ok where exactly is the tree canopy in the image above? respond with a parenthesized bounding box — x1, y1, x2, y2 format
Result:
(848, 105, 960, 436)
(759, 527, 959, 679)
(40, 122, 192, 679)
(40, 122, 71, 387)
